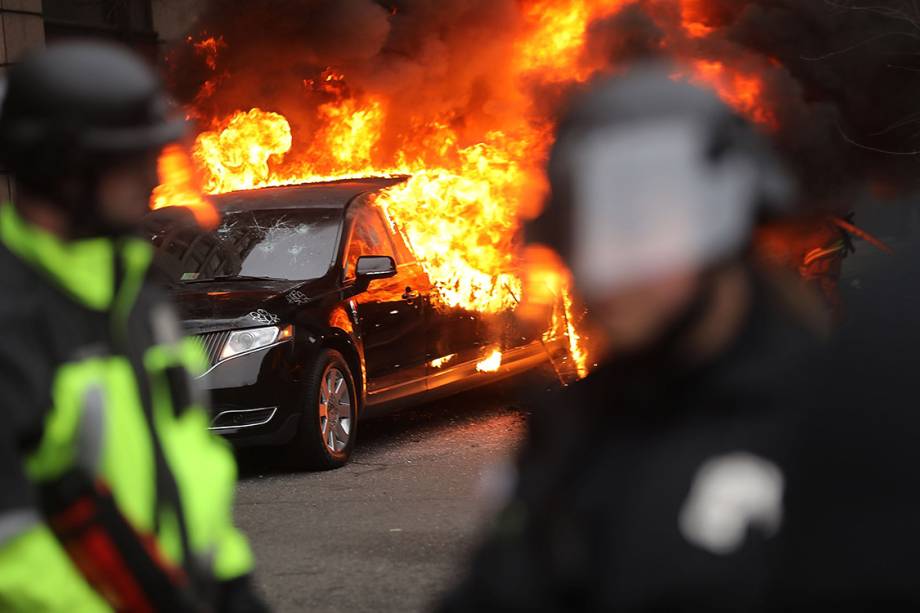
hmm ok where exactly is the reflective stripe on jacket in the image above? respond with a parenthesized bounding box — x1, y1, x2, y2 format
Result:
(0, 202, 253, 611)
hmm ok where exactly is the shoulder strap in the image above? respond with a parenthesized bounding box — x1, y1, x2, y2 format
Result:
(109, 241, 209, 597)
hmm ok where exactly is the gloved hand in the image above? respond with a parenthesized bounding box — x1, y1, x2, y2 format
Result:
(217, 574, 271, 613)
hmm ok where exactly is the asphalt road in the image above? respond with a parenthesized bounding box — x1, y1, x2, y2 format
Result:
(234, 369, 557, 613)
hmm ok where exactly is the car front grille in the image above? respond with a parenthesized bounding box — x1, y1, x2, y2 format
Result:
(193, 330, 232, 367)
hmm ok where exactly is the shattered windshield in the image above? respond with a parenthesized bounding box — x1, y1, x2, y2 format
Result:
(151, 209, 342, 283)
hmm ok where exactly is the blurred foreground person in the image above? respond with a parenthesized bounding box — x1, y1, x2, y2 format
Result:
(0, 43, 267, 612)
(439, 66, 833, 611)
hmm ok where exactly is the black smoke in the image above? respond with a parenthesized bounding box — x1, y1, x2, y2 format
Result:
(579, 1, 920, 206)
(167, 0, 920, 206)
(166, 0, 524, 166)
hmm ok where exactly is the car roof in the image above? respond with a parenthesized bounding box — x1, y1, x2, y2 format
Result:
(212, 176, 410, 213)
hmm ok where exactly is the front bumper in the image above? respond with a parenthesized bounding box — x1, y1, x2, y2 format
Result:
(198, 339, 302, 448)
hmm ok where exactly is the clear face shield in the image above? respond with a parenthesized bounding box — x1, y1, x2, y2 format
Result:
(563, 118, 764, 303)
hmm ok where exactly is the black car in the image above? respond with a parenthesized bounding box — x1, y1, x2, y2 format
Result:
(147, 177, 565, 469)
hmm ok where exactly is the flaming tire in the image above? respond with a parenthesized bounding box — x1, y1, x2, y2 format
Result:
(287, 349, 358, 471)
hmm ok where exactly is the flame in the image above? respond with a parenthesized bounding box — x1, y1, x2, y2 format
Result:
(194, 108, 293, 194)
(187, 35, 227, 109)
(476, 349, 503, 373)
(316, 97, 385, 170)
(673, 3, 780, 129)
(153, 1, 798, 381)
(430, 354, 457, 369)
(151, 144, 218, 228)
(681, 0, 715, 38)
(689, 60, 778, 129)
(193, 35, 225, 71)
(375, 139, 526, 313)
(532, 250, 589, 380)
(185, 103, 533, 314)
(562, 288, 589, 379)
(516, 0, 630, 82)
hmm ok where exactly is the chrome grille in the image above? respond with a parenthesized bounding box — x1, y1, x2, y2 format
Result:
(194, 330, 232, 367)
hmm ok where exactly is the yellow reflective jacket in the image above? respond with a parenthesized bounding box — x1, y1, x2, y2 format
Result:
(0, 203, 254, 611)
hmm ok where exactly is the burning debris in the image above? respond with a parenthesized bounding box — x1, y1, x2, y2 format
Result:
(154, 0, 920, 376)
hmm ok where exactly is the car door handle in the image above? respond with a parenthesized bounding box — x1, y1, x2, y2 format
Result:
(402, 287, 420, 300)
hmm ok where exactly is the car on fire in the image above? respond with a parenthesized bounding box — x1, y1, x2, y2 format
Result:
(145, 177, 564, 469)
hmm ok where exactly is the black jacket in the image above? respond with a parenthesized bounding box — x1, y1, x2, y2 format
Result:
(440, 270, 839, 612)
(0, 200, 264, 612)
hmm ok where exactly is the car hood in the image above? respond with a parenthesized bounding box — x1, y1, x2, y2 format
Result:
(174, 278, 329, 335)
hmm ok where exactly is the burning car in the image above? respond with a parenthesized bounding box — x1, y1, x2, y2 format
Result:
(146, 176, 567, 469)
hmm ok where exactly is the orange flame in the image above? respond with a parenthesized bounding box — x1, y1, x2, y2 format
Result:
(681, 0, 715, 38)
(689, 60, 778, 129)
(532, 250, 589, 380)
(476, 349, 503, 373)
(193, 35, 225, 71)
(562, 288, 589, 379)
(430, 354, 457, 369)
(154, 1, 794, 380)
(316, 97, 385, 170)
(516, 0, 631, 82)
(194, 108, 293, 193)
(151, 144, 218, 228)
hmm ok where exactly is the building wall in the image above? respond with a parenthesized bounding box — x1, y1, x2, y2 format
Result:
(0, 0, 44, 203)
(0, 0, 44, 67)
(0, 0, 203, 202)
(151, 0, 203, 44)
(43, 0, 158, 58)
(0, 0, 205, 203)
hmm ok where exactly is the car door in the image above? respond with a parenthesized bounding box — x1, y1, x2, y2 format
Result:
(426, 300, 492, 387)
(381, 214, 491, 384)
(346, 205, 429, 398)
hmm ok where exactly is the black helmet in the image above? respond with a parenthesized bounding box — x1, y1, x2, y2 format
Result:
(529, 62, 795, 298)
(0, 41, 185, 221)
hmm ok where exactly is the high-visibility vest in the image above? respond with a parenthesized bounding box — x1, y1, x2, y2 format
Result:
(0, 202, 253, 611)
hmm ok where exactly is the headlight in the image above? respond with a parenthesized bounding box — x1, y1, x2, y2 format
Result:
(220, 326, 291, 361)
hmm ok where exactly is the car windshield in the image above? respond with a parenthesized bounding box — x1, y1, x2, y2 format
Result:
(151, 209, 342, 283)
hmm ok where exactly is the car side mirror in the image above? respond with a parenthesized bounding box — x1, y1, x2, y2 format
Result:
(354, 255, 397, 291)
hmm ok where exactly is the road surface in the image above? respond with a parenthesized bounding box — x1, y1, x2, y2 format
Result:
(235, 370, 556, 612)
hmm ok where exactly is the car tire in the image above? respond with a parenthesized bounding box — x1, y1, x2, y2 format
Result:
(287, 349, 358, 470)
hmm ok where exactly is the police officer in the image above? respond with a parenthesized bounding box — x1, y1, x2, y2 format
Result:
(439, 65, 834, 611)
(0, 42, 267, 611)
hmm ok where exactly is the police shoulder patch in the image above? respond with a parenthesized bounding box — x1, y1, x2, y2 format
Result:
(678, 452, 784, 555)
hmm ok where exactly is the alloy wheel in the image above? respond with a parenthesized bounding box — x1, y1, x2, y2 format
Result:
(318, 366, 353, 453)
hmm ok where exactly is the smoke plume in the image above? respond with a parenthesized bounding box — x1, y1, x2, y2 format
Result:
(166, 0, 920, 207)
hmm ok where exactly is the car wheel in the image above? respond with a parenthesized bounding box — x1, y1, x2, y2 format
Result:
(288, 349, 358, 470)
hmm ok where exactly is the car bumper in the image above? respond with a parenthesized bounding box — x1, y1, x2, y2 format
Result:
(199, 340, 302, 448)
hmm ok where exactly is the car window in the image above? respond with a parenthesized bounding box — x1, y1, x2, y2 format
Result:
(149, 209, 342, 283)
(345, 208, 398, 280)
